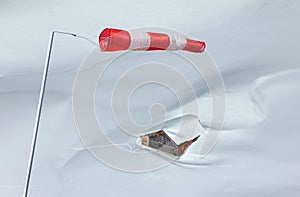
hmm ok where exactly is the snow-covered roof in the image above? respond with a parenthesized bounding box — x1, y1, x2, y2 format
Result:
(144, 115, 204, 145)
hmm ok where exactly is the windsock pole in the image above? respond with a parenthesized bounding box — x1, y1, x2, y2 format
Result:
(23, 31, 77, 197)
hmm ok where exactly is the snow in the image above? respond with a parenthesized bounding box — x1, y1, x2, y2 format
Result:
(1, 0, 300, 196)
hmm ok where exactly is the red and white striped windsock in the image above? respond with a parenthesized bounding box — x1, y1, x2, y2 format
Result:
(99, 28, 206, 53)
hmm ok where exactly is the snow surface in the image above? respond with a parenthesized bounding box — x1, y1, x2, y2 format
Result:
(1, 0, 300, 196)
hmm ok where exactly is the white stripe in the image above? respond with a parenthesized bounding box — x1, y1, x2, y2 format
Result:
(167, 33, 187, 50)
(128, 30, 150, 50)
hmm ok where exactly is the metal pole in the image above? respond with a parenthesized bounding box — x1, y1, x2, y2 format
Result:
(23, 31, 77, 197)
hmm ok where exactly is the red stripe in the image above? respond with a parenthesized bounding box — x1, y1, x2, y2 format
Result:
(147, 32, 170, 50)
(99, 28, 131, 51)
(183, 39, 206, 53)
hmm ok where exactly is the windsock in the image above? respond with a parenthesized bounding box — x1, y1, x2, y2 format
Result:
(99, 28, 206, 53)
